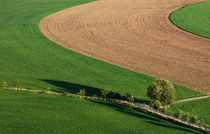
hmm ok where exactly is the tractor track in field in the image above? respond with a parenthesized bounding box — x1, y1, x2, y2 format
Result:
(40, 0, 210, 94)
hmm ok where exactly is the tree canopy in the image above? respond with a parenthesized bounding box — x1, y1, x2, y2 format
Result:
(147, 79, 175, 106)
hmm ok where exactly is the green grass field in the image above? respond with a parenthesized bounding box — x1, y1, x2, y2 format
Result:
(168, 98, 210, 127)
(0, 90, 203, 134)
(0, 0, 205, 104)
(170, 1, 210, 38)
(0, 0, 209, 133)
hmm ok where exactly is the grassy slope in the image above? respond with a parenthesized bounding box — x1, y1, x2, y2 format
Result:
(0, 0, 205, 103)
(170, 1, 210, 39)
(0, 90, 203, 134)
(168, 98, 210, 127)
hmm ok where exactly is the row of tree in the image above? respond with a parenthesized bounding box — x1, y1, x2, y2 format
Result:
(1, 81, 19, 88)
(175, 109, 204, 125)
(77, 89, 134, 102)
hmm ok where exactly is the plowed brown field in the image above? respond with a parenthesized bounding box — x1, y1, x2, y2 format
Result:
(40, 0, 210, 94)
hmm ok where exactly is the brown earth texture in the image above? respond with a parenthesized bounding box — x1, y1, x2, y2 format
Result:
(40, 0, 210, 94)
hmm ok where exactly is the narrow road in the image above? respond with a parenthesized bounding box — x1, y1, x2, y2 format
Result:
(175, 96, 210, 103)
(129, 101, 210, 132)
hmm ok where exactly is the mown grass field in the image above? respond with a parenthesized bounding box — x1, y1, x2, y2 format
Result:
(0, 90, 203, 134)
(0, 0, 205, 104)
(170, 1, 210, 38)
(168, 98, 210, 127)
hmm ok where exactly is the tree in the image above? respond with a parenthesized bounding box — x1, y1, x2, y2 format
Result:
(182, 112, 190, 121)
(147, 79, 175, 107)
(2, 81, 8, 88)
(122, 92, 134, 102)
(151, 100, 162, 110)
(174, 109, 183, 118)
(77, 89, 86, 96)
(190, 115, 198, 124)
(199, 119, 204, 126)
(127, 94, 134, 102)
(101, 89, 110, 98)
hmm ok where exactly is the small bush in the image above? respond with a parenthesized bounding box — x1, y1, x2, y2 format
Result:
(2, 81, 8, 88)
(121, 93, 128, 100)
(182, 112, 190, 121)
(77, 89, 86, 96)
(101, 89, 110, 98)
(121, 92, 134, 102)
(128, 95, 134, 102)
(151, 100, 162, 110)
(198, 119, 204, 126)
(174, 109, 183, 118)
(161, 107, 168, 113)
(190, 115, 198, 124)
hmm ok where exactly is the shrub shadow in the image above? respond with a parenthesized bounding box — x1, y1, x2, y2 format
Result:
(41, 79, 102, 96)
(88, 99, 163, 122)
(41, 79, 200, 133)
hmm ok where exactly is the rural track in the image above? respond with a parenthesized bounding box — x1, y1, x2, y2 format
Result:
(40, 0, 210, 94)
(175, 95, 210, 103)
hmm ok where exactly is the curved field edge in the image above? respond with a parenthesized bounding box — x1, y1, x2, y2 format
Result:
(169, 1, 210, 39)
(0, 90, 203, 134)
(168, 98, 210, 127)
(0, 0, 205, 104)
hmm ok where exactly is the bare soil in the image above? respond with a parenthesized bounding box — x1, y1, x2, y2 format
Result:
(40, 0, 210, 94)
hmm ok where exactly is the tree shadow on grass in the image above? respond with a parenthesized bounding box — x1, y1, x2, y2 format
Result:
(88, 99, 163, 122)
(41, 79, 102, 96)
(40, 79, 149, 104)
(88, 100, 200, 134)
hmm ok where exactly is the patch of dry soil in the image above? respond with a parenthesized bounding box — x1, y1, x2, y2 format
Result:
(40, 0, 210, 94)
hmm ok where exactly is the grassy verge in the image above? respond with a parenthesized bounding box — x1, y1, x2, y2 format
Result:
(0, 0, 205, 104)
(170, 1, 210, 38)
(0, 90, 203, 134)
(167, 98, 210, 127)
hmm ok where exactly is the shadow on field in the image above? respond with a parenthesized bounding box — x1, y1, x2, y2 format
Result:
(41, 79, 102, 96)
(88, 100, 200, 134)
(41, 79, 149, 104)
(88, 99, 163, 122)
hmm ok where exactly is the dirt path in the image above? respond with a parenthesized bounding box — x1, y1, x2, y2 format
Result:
(175, 95, 210, 103)
(40, 0, 210, 94)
